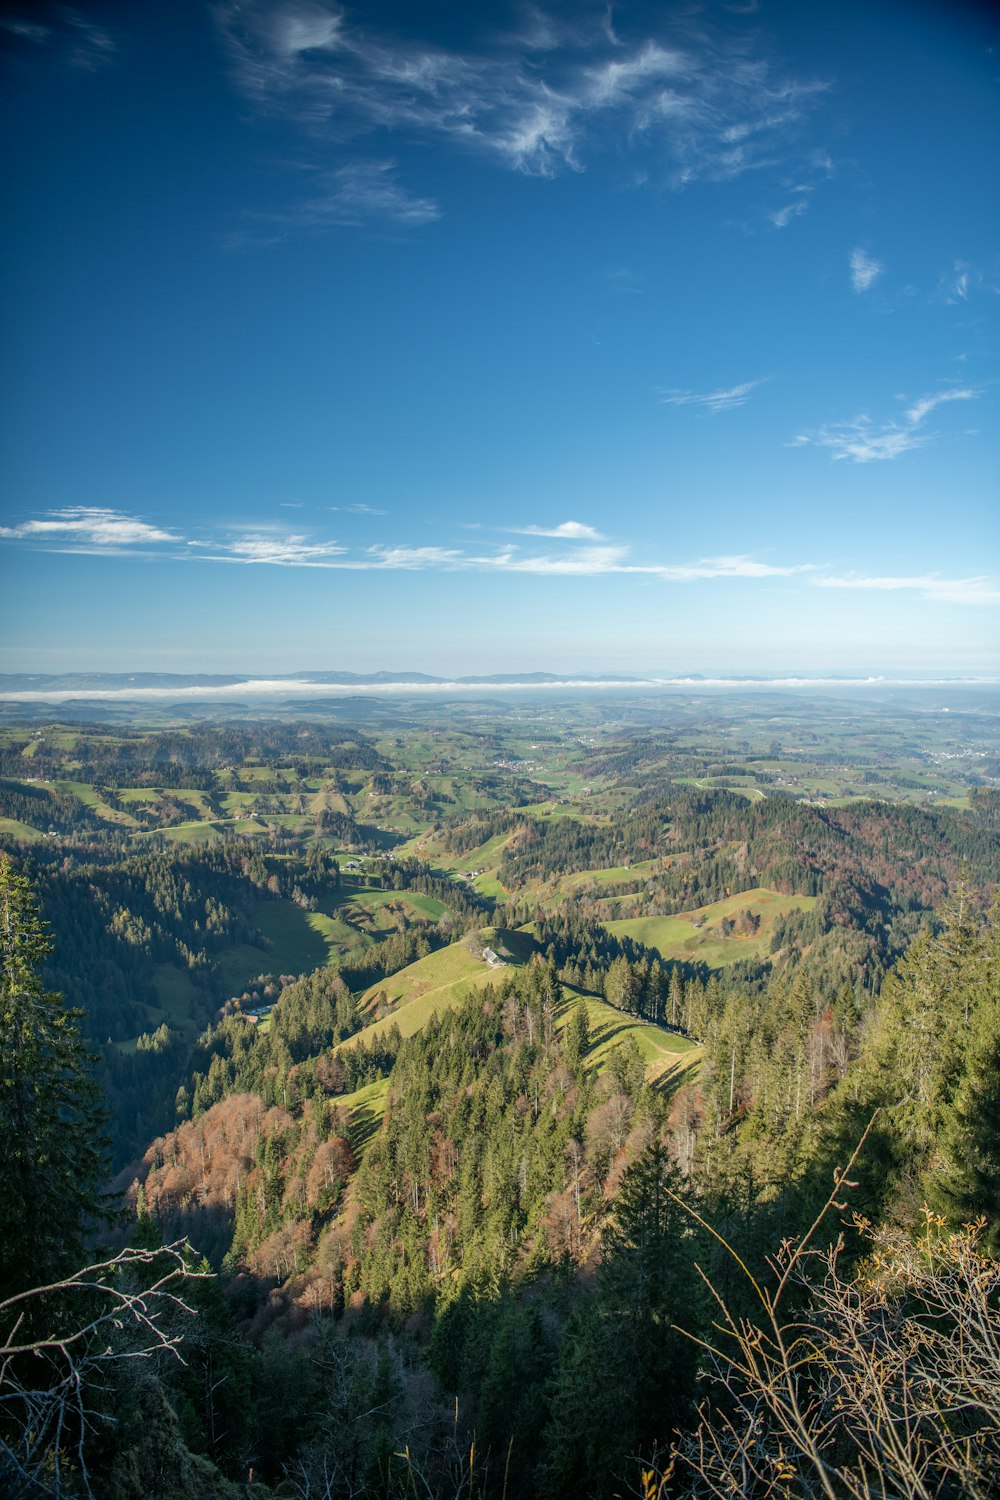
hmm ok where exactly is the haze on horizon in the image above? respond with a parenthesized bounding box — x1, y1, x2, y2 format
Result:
(1, 0, 998, 677)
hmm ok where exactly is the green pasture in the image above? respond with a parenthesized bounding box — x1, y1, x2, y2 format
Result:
(360, 939, 487, 1010)
(515, 798, 604, 821)
(307, 785, 351, 817)
(51, 779, 138, 826)
(345, 942, 498, 1047)
(236, 766, 280, 784)
(152, 963, 198, 1019)
(344, 928, 535, 1050)
(342, 1077, 392, 1153)
(215, 898, 360, 992)
(0, 817, 43, 842)
(135, 820, 220, 845)
(174, 790, 219, 818)
(399, 890, 447, 920)
(674, 777, 763, 802)
(52, 778, 100, 806)
(563, 993, 699, 1081)
(255, 899, 367, 971)
(339, 951, 698, 1098)
(539, 858, 671, 900)
(335, 888, 445, 940)
(608, 888, 818, 968)
(403, 830, 512, 873)
(219, 791, 259, 811)
(557, 857, 664, 893)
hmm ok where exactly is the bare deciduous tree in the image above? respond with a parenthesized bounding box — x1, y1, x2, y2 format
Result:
(0, 1241, 206, 1500)
(648, 1122, 1000, 1499)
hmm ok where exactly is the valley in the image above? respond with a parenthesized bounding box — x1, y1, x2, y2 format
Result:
(1, 690, 998, 1498)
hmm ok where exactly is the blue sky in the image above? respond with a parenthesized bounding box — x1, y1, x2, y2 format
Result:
(1, 0, 997, 675)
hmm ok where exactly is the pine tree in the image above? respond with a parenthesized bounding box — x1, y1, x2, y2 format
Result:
(0, 855, 108, 1292)
(542, 1142, 703, 1495)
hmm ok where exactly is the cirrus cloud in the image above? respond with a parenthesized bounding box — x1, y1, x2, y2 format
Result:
(791, 386, 978, 463)
(215, 0, 830, 229)
(849, 247, 882, 292)
(659, 378, 767, 413)
(813, 572, 999, 606)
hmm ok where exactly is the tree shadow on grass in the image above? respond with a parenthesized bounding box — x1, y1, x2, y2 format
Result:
(347, 1104, 384, 1158)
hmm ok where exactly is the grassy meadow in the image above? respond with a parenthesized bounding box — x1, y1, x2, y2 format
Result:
(608, 888, 818, 967)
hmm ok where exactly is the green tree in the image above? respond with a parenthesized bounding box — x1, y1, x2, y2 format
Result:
(543, 1142, 703, 1495)
(0, 855, 108, 1293)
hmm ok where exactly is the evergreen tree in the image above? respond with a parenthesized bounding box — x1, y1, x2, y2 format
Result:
(0, 855, 108, 1292)
(543, 1142, 703, 1496)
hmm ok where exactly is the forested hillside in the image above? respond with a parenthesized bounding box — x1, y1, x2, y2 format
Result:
(1, 708, 998, 1498)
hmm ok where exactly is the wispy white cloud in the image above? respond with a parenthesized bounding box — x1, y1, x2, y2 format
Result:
(0, 507, 808, 582)
(474, 544, 631, 575)
(659, 378, 766, 413)
(791, 386, 978, 463)
(814, 573, 1000, 606)
(3, 507, 995, 606)
(199, 532, 350, 566)
(0, 8, 117, 71)
(297, 159, 441, 226)
(366, 543, 812, 581)
(365, 545, 465, 569)
(937, 259, 991, 304)
(902, 389, 976, 426)
(226, 160, 441, 239)
(357, 542, 631, 575)
(511, 521, 605, 540)
(0, 16, 51, 44)
(769, 197, 809, 229)
(657, 555, 814, 581)
(215, 1, 829, 220)
(849, 247, 882, 292)
(601, 265, 644, 294)
(0, 507, 179, 548)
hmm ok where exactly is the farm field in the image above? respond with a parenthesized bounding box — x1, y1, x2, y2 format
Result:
(608, 888, 819, 967)
(559, 857, 664, 890)
(567, 994, 700, 1080)
(338, 925, 699, 1115)
(355, 940, 494, 1033)
(151, 963, 199, 1020)
(0, 816, 41, 841)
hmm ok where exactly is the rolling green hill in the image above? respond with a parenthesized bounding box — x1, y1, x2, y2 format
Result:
(608, 887, 818, 967)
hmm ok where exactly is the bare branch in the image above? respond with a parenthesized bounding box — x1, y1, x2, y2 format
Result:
(0, 1241, 208, 1500)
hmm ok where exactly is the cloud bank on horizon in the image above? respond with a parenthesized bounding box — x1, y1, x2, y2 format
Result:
(2, 672, 997, 705)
